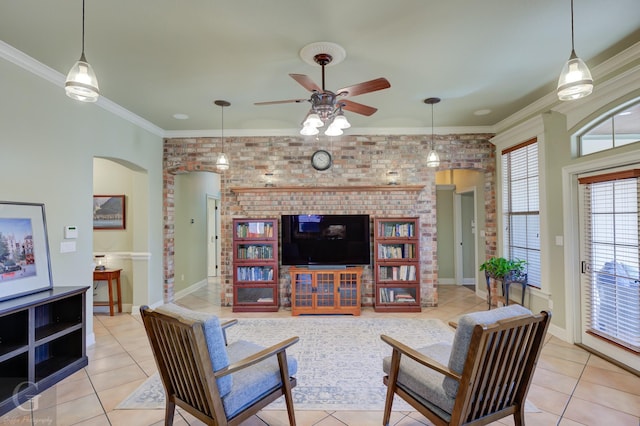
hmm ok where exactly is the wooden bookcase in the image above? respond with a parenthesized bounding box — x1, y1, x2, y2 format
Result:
(289, 267, 362, 316)
(232, 218, 279, 312)
(0, 286, 89, 416)
(374, 217, 421, 312)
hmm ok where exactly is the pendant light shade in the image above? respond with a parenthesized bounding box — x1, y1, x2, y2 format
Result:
(426, 149, 440, 168)
(424, 97, 441, 168)
(215, 100, 231, 171)
(65, 0, 99, 102)
(557, 0, 593, 101)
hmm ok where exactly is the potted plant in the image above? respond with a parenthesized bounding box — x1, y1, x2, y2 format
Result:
(480, 257, 527, 307)
(480, 257, 527, 282)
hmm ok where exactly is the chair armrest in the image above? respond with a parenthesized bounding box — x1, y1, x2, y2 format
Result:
(381, 334, 461, 381)
(220, 319, 238, 345)
(215, 336, 300, 377)
(448, 321, 458, 329)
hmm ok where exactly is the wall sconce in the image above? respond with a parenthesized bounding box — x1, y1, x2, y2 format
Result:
(387, 171, 399, 185)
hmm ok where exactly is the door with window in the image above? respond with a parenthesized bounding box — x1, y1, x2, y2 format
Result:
(578, 169, 640, 370)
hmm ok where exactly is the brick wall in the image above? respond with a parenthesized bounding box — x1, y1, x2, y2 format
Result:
(163, 133, 496, 307)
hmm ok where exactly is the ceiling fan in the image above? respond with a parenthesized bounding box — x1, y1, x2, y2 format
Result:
(255, 43, 391, 135)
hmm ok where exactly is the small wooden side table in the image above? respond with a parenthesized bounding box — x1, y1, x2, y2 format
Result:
(93, 268, 122, 316)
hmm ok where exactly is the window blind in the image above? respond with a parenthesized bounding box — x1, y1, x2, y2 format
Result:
(502, 138, 541, 287)
(579, 171, 640, 353)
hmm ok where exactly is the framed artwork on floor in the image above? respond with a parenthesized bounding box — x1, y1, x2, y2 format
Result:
(93, 195, 126, 230)
(0, 201, 53, 301)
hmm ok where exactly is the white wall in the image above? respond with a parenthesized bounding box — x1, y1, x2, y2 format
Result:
(0, 55, 164, 345)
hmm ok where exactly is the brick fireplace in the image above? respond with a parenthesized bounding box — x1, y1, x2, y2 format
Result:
(163, 133, 496, 307)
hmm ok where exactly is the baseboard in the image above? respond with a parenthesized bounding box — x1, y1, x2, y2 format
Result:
(173, 279, 208, 300)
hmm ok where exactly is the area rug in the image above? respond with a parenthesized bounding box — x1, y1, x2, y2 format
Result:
(117, 316, 540, 412)
(118, 316, 453, 411)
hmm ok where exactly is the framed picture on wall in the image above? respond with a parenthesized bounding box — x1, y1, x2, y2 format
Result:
(93, 195, 126, 230)
(0, 201, 53, 301)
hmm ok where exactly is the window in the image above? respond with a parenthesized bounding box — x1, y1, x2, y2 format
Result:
(502, 138, 541, 287)
(579, 170, 640, 352)
(580, 100, 640, 156)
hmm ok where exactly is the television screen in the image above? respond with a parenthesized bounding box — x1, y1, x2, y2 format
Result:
(281, 214, 371, 266)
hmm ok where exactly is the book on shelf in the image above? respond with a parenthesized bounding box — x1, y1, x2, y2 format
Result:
(236, 222, 274, 238)
(379, 264, 416, 281)
(237, 244, 274, 259)
(379, 288, 416, 303)
(379, 243, 415, 259)
(381, 222, 415, 237)
(237, 266, 274, 281)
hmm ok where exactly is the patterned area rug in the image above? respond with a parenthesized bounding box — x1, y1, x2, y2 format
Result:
(118, 316, 537, 412)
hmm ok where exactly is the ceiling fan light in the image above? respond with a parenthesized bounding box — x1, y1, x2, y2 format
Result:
(332, 114, 351, 129)
(303, 113, 323, 128)
(426, 149, 440, 167)
(216, 152, 230, 170)
(65, 56, 100, 103)
(300, 125, 319, 136)
(324, 124, 343, 136)
(557, 52, 593, 101)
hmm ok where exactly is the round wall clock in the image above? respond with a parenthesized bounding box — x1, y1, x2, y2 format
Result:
(311, 150, 332, 171)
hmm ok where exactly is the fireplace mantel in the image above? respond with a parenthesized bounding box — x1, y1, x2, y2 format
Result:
(230, 185, 424, 193)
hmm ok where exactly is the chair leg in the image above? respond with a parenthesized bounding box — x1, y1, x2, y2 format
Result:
(383, 350, 401, 426)
(165, 400, 176, 426)
(283, 380, 296, 426)
(513, 407, 525, 426)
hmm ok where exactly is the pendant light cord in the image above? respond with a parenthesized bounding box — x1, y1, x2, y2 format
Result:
(570, 0, 575, 52)
(81, 0, 86, 55)
(221, 104, 225, 151)
(431, 103, 435, 150)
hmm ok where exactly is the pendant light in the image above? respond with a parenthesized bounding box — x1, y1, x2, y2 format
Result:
(424, 97, 441, 168)
(215, 100, 230, 171)
(65, 0, 100, 102)
(557, 0, 593, 101)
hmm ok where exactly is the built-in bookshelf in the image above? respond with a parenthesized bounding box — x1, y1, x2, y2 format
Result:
(0, 286, 89, 416)
(232, 218, 279, 312)
(374, 217, 421, 312)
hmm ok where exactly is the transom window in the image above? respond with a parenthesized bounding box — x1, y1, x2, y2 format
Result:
(579, 100, 640, 156)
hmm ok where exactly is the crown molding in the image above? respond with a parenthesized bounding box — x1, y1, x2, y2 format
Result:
(0, 40, 164, 138)
(494, 41, 640, 135)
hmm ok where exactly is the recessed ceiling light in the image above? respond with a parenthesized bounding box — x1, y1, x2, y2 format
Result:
(473, 109, 492, 116)
(173, 113, 189, 120)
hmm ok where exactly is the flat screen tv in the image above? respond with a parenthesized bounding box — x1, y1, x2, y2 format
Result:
(281, 214, 371, 266)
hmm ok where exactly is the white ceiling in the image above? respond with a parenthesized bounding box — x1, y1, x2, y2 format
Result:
(1, 0, 639, 134)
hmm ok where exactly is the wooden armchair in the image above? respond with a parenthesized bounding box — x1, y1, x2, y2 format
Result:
(381, 305, 551, 426)
(140, 304, 299, 426)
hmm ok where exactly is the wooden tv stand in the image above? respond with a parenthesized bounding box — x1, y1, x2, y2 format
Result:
(289, 266, 362, 316)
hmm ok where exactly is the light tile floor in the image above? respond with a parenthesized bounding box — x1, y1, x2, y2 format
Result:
(3, 284, 639, 425)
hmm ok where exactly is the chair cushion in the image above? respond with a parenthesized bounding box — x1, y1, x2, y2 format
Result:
(383, 342, 456, 416)
(154, 304, 233, 396)
(443, 304, 532, 398)
(223, 340, 298, 419)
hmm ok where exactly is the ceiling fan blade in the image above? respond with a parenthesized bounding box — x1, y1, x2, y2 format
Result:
(289, 74, 322, 92)
(254, 98, 309, 106)
(337, 77, 391, 98)
(339, 99, 378, 116)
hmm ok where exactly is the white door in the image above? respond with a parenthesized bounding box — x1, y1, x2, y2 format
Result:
(578, 169, 640, 371)
(207, 196, 219, 277)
